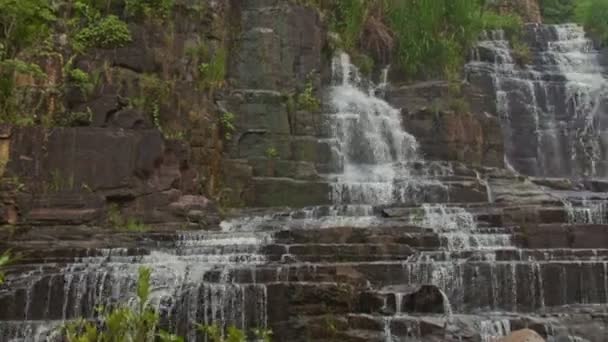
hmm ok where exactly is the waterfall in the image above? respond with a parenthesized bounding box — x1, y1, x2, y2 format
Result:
(327, 53, 441, 206)
(467, 24, 608, 178)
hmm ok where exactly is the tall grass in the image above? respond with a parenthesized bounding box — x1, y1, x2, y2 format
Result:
(385, 0, 486, 79)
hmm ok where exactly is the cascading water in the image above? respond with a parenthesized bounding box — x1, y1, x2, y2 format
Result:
(0, 227, 273, 341)
(327, 53, 528, 341)
(467, 24, 608, 179)
(326, 53, 447, 206)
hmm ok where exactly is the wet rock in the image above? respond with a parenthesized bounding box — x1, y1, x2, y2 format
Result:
(501, 329, 545, 342)
(402, 285, 449, 314)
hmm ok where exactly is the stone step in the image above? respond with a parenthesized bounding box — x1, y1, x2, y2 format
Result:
(262, 243, 415, 262)
(205, 260, 608, 312)
(269, 309, 607, 342)
(273, 226, 440, 247)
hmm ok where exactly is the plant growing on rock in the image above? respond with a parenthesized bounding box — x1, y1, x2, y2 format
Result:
(198, 47, 227, 91)
(66, 66, 96, 100)
(65, 266, 183, 342)
(219, 112, 236, 140)
(125, 0, 175, 20)
(74, 14, 132, 50)
(297, 81, 321, 113)
(265, 147, 279, 159)
(0, 250, 12, 285)
(0, 0, 55, 58)
(0, 58, 46, 125)
(198, 324, 272, 342)
(107, 203, 149, 232)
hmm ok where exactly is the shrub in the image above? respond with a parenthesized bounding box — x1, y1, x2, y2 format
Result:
(107, 203, 148, 232)
(0, 0, 55, 58)
(511, 38, 532, 66)
(297, 81, 321, 112)
(575, 0, 608, 45)
(65, 267, 182, 342)
(0, 250, 12, 285)
(199, 47, 227, 91)
(125, 0, 175, 20)
(481, 11, 524, 38)
(265, 147, 279, 159)
(75, 14, 132, 50)
(0, 58, 46, 124)
(219, 112, 236, 140)
(198, 324, 273, 342)
(541, 0, 576, 24)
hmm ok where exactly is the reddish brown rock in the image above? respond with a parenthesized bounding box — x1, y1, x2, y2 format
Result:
(492, 0, 542, 23)
(501, 329, 545, 342)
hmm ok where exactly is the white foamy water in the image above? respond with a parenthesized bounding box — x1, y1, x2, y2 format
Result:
(327, 53, 436, 206)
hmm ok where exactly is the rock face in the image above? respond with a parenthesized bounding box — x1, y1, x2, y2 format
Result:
(219, 1, 330, 207)
(492, 0, 542, 23)
(388, 81, 504, 167)
(501, 329, 545, 342)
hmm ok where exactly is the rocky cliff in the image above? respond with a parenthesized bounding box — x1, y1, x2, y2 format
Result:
(2, 0, 608, 342)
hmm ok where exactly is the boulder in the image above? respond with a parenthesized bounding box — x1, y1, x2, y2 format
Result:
(500, 329, 545, 342)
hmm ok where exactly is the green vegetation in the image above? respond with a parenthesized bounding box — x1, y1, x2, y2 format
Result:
(575, 0, 608, 45)
(302, 0, 528, 80)
(219, 112, 236, 140)
(68, 67, 95, 96)
(540, 0, 608, 45)
(265, 147, 279, 159)
(55, 109, 94, 127)
(199, 47, 227, 91)
(65, 267, 181, 342)
(0, 59, 46, 125)
(198, 324, 273, 342)
(107, 204, 148, 232)
(74, 14, 132, 51)
(0, 250, 12, 285)
(0, 0, 55, 59)
(296, 80, 321, 112)
(47, 169, 75, 192)
(64, 267, 272, 342)
(125, 0, 175, 20)
(541, 0, 576, 24)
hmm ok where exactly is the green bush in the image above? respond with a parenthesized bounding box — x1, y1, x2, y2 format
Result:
(0, 58, 46, 125)
(125, 0, 175, 20)
(0, 0, 55, 58)
(0, 250, 12, 285)
(575, 0, 608, 45)
(65, 267, 182, 342)
(219, 112, 235, 140)
(75, 14, 132, 50)
(107, 203, 148, 232)
(541, 0, 576, 24)
(481, 11, 524, 38)
(297, 81, 321, 112)
(199, 47, 227, 91)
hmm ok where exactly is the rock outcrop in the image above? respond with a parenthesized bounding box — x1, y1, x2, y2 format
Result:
(501, 329, 545, 342)
(492, 0, 542, 23)
(220, 1, 330, 207)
